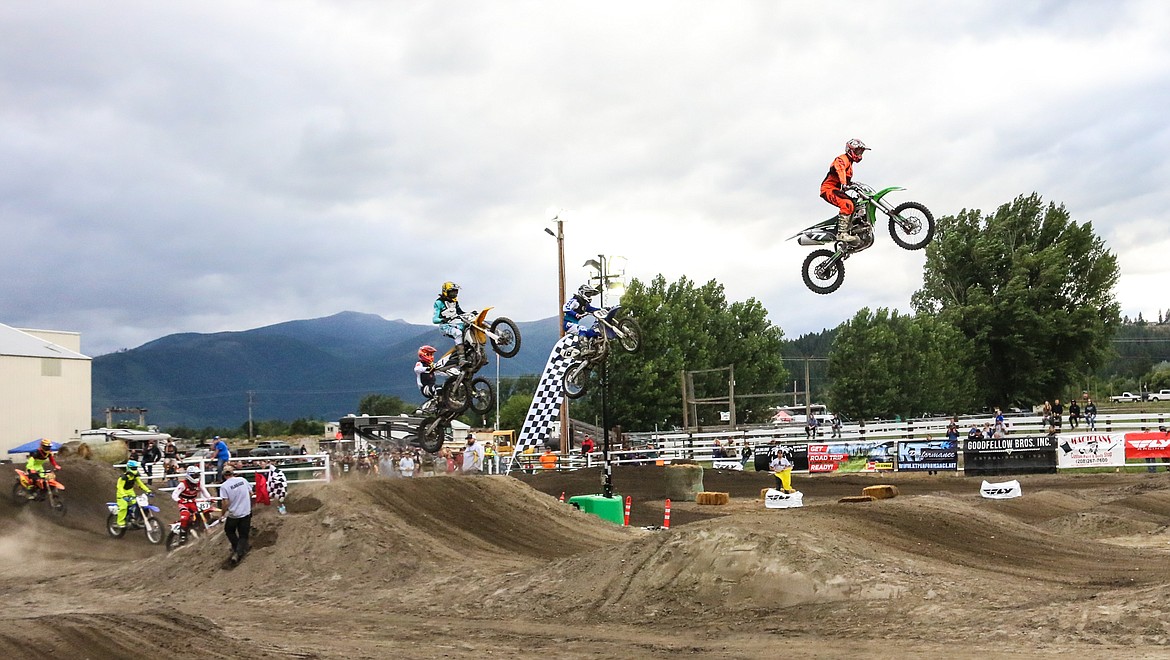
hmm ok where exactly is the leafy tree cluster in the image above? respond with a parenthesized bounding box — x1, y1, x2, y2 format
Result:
(570, 275, 789, 431)
(827, 308, 977, 419)
(910, 193, 1120, 407)
(159, 417, 326, 440)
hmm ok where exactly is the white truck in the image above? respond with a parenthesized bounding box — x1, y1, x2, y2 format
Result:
(1109, 392, 1141, 403)
(1148, 390, 1170, 402)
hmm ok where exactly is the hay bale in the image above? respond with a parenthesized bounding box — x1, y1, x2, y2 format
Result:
(664, 463, 704, 502)
(696, 491, 730, 505)
(59, 441, 93, 459)
(862, 484, 899, 500)
(838, 495, 876, 504)
(85, 439, 129, 465)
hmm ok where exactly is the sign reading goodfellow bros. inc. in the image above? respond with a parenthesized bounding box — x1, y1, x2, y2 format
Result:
(965, 436, 1056, 452)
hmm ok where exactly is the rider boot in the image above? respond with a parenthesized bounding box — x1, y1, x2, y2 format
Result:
(453, 343, 467, 367)
(836, 213, 860, 245)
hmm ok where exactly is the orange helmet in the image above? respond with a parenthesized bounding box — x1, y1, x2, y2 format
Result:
(845, 138, 869, 162)
(39, 438, 52, 451)
(418, 345, 436, 365)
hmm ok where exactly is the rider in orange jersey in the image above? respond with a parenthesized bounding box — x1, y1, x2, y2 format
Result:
(819, 138, 870, 245)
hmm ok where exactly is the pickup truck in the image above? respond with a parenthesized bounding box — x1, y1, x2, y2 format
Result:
(1110, 392, 1141, 403)
(250, 440, 295, 456)
(1149, 390, 1170, 402)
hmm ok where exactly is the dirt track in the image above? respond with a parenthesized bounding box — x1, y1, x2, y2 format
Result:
(6, 459, 1170, 658)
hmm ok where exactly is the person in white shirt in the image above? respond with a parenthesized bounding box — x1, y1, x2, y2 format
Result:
(769, 450, 795, 494)
(461, 435, 484, 475)
(398, 453, 416, 478)
(218, 463, 254, 565)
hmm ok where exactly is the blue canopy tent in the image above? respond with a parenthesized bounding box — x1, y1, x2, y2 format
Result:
(7, 439, 62, 454)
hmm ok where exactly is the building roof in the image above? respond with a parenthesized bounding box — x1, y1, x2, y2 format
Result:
(0, 323, 90, 360)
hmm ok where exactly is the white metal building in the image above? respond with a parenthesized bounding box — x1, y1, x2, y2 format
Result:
(0, 323, 92, 452)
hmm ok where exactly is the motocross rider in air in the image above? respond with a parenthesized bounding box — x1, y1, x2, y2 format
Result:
(171, 465, 212, 540)
(414, 344, 439, 413)
(432, 281, 469, 366)
(114, 459, 152, 528)
(820, 138, 870, 246)
(563, 284, 602, 358)
(23, 438, 61, 499)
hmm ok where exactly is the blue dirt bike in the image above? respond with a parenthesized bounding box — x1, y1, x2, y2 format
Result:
(106, 492, 164, 544)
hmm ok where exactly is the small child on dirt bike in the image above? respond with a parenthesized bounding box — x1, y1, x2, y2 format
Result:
(414, 345, 439, 414)
(433, 281, 470, 365)
(171, 465, 212, 539)
(819, 138, 870, 245)
(23, 438, 61, 499)
(114, 459, 152, 528)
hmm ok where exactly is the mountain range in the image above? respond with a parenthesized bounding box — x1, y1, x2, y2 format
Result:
(92, 311, 561, 428)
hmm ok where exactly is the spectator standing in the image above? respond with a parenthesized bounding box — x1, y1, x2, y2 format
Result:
(399, 452, 416, 478)
(484, 442, 498, 474)
(1068, 400, 1081, 429)
(462, 435, 484, 475)
(1085, 399, 1098, 431)
(831, 415, 842, 439)
(379, 452, 396, 478)
(142, 440, 162, 484)
(217, 463, 254, 565)
(212, 436, 231, 482)
(419, 451, 436, 477)
(163, 440, 179, 463)
(946, 418, 960, 444)
(164, 458, 180, 488)
(299, 443, 308, 455)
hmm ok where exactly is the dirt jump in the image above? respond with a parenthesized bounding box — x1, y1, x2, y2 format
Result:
(5, 458, 1170, 658)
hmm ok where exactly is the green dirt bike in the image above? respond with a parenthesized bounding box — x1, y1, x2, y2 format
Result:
(789, 182, 935, 294)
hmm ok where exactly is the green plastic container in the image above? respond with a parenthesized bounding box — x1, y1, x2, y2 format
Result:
(567, 494, 625, 525)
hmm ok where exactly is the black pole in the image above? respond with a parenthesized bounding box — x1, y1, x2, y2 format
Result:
(600, 254, 613, 498)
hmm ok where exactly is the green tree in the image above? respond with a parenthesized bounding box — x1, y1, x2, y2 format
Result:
(289, 418, 325, 436)
(572, 275, 789, 431)
(357, 393, 412, 416)
(827, 308, 977, 419)
(497, 393, 532, 433)
(912, 193, 1120, 407)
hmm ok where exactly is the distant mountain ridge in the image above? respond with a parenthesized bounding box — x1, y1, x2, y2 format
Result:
(93, 311, 561, 428)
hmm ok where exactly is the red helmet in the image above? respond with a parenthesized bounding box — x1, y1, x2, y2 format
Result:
(418, 345, 436, 364)
(845, 139, 869, 162)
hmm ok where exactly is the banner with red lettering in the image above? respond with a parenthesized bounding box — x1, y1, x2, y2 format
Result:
(1056, 432, 1126, 468)
(807, 444, 848, 473)
(1124, 431, 1170, 460)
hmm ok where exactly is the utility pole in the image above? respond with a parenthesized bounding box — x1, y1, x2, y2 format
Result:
(728, 363, 736, 428)
(247, 391, 255, 440)
(545, 217, 568, 456)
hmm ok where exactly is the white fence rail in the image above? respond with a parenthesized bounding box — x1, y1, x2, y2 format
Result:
(127, 453, 332, 493)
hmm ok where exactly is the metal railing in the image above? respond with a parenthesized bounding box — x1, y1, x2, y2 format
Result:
(125, 453, 332, 492)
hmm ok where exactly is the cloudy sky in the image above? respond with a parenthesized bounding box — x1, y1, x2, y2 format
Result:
(3, 1, 1168, 357)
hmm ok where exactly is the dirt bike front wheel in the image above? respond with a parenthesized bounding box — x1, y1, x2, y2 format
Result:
(145, 515, 164, 544)
(615, 317, 643, 353)
(802, 249, 846, 294)
(563, 361, 593, 400)
(418, 417, 445, 453)
(106, 513, 127, 538)
(888, 201, 935, 250)
(468, 377, 494, 415)
(489, 317, 522, 358)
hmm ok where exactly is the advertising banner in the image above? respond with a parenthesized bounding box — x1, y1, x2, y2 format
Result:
(897, 439, 959, 472)
(1124, 431, 1170, 460)
(1056, 432, 1126, 468)
(980, 480, 1022, 499)
(963, 436, 1057, 476)
(808, 441, 895, 473)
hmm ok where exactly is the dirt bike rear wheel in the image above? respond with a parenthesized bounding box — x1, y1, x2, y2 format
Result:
(48, 489, 65, 516)
(615, 317, 643, 353)
(145, 515, 164, 544)
(439, 380, 471, 414)
(888, 201, 935, 250)
(468, 377, 494, 415)
(489, 317, 522, 358)
(418, 417, 445, 453)
(11, 481, 27, 506)
(106, 513, 127, 538)
(563, 361, 592, 399)
(802, 249, 845, 295)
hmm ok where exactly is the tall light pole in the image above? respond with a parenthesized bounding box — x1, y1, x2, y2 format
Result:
(544, 217, 568, 456)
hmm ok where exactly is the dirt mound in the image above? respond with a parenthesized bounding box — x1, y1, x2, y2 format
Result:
(132, 475, 638, 596)
(0, 608, 267, 658)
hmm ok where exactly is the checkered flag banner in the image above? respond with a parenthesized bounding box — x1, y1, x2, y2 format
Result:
(506, 334, 580, 474)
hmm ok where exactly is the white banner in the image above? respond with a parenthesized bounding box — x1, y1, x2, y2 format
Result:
(980, 480, 1022, 499)
(711, 460, 744, 471)
(1055, 432, 1126, 468)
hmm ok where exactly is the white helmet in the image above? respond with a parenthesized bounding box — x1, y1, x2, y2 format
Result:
(185, 466, 202, 483)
